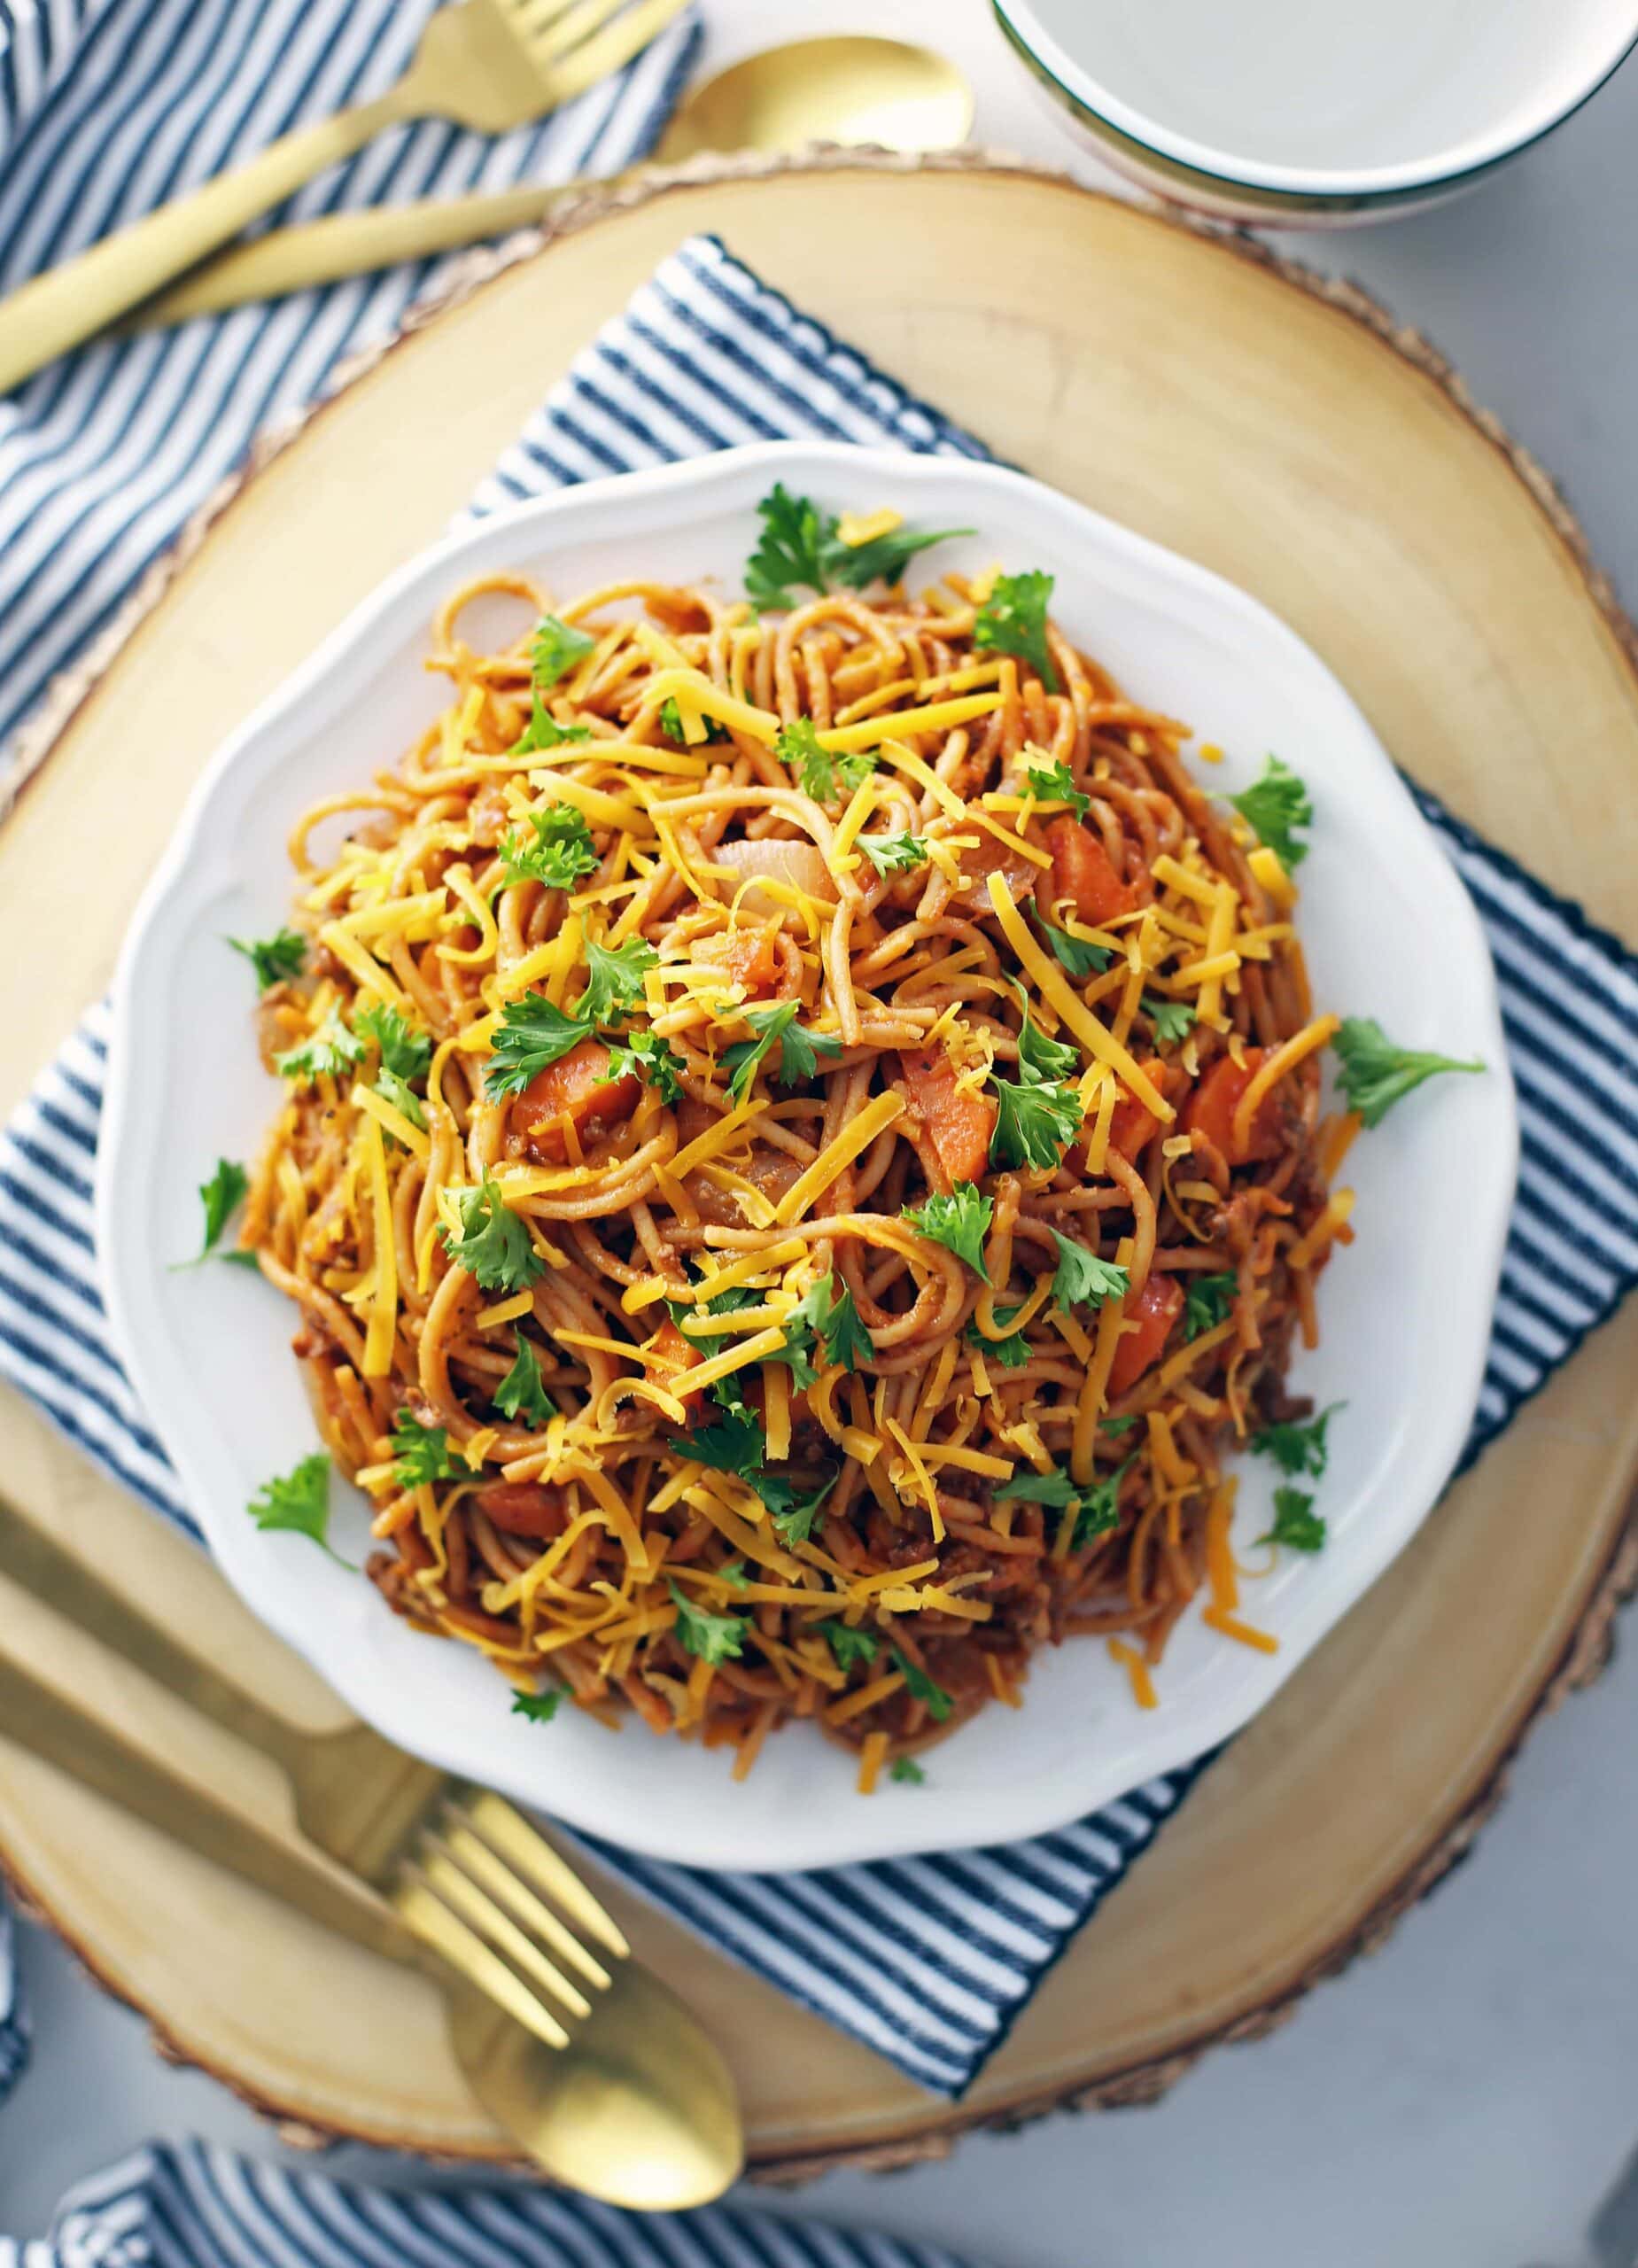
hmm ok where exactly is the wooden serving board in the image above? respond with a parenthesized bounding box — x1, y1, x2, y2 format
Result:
(2, 150, 1636, 2178)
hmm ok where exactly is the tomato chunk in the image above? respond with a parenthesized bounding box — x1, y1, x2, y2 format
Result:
(1182, 1049, 1283, 1165)
(723, 920, 782, 996)
(649, 1314, 708, 1422)
(951, 829, 1040, 909)
(1108, 1273, 1184, 1395)
(1107, 1057, 1166, 1162)
(899, 1047, 996, 1187)
(1046, 817, 1134, 924)
(511, 1037, 640, 1161)
(475, 1481, 567, 1540)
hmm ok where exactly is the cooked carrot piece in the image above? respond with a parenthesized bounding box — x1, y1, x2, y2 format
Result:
(899, 1047, 997, 1186)
(1108, 1273, 1184, 1395)
(1108, 1057, 1166, 1161)
(475, 1481, 568, 1539)
(510, 1038, 640, 1161)
(649, 1315, 707, 1421)
(1182, 1049, 1283, 1165)
(1046, 816, 1134, 923)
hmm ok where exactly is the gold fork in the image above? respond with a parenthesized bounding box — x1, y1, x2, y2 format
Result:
(0, 1493, 741, 2204)
(0, 0, 688, 395)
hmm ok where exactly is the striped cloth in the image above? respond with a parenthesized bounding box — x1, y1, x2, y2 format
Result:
(0, 2136, 979, 2266)
(2, 231, 1636, 2108)
(0, 0, 703, 810)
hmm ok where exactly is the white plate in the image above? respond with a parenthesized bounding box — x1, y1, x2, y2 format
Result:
(97, 442, 1518, 1871)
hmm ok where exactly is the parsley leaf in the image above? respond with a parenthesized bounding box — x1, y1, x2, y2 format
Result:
(1333, 1017, 1484, 1129)
(229, 926, 306, 991)
(511, 1687, 563, 1723)
(974, 569, 1059, 693)
(498, 805, 599, 890)
(1024, 757, 1090, 819)
(967, 1309, 1032, 1368)
(782, 1270, 873, 1373)
(439, 1176, 544, 1294)
(776, 716, 876, 805)
(355, 1001, 432, 1083)
(1224, 756, 1313, 868)
(371, 1068, 426, 1130)
(1259, 1485, 1326, 1552)
(248, 1451, 347, 1560)
(860, 833, 929, 877)
(993, 1463, 1079, 1508)
(602, 1026, 686, 1104)
(889, 1756, 927, 1785)
(1013, 994, 1079, 1084)
(658, 695, 726, 745)
(274, 1012, 364, 1086)
(683, 1407, 765, 1476)
(819, 1619, 879, 1671)
(390, 1411, 455, 1487)
(1070, 1454, 1135, 1548)
(990, 1072, 1083, 1170)
(1101, 1412, 1140, 1434)
(531, 614, 596, 688)
(512, 694, 591, 754)
(484, 994, 593, 1099)
(892, 1647, 952, 1722)
(575, 936, 657, 1026)
(664, 1273, 760, 1332)
(1144, 997, 1197, 1045)
(720, 1001, 842, 1104)
(743, 483, 967, 610)
(1032, 911, 1110, 979)
(1249, 1402, 1343, 1480)
(903, 1182, 993, 1278)
(494, 1340, 556, 1429)
(189, 1158, 247, 1262)
(766, 1475, 836, 1550)
(1049, 1233, 1129, 1311)
(1184, 1270, 1238, 1340)
(668, 1580, 748, 1665)
(995, 1455, 1133, 1548)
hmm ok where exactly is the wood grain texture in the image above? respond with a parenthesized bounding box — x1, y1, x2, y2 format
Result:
(2, 150, 1634, 2179)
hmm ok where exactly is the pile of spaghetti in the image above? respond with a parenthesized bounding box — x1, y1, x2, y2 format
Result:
(241, 495, 1352, 1785)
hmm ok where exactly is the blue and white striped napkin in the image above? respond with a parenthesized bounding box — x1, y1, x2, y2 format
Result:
(3, 230, 1637, 2111)
(0, 0, 702, 809)
(0, 2137, 979, 2267)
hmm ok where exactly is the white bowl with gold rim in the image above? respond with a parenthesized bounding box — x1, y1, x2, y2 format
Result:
(97, 441, 1516, 1869)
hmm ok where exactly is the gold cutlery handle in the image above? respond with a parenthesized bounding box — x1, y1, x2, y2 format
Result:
(0, 1650, 413, 1962)
(0, 89, 403, 394)
(0, 1491, 311, 1771)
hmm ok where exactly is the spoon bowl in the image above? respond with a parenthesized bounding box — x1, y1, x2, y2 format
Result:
(657, 35, 975, 163)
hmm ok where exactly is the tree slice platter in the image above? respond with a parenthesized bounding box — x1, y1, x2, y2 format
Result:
(2, 150, 1635, 2179)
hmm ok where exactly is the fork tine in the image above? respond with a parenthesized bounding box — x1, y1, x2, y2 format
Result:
(417, 1842, 594, 2020)
(511, 0, 628, 59)
(459, 1790, 631, 1960)
(524, 0, 691, 102)
(393, 1870, 571, 2049)
(440, 1816, 613, 1992)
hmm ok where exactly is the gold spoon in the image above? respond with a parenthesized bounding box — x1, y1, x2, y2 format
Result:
(134, 36, 974, 329)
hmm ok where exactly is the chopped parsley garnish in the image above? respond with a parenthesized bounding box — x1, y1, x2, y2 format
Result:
(721, 998, 841, 1103)
(990, 1071, 1083, 1170)
(439, 1176, 544, 1294)
(1069, 1455, 1135, 1548)
(1143, 997, 1197, 1045)
(993, 1463, 1079, 1508)
(187, 1158, 247, 1263)
(974, 569, 1059, 693)
(1049, 1232, 1129, 1312)
(510, 1687, 563, 1723)
(995, 1454, 1133, 1548)
(229, 926, 306, 991)
(1024, 757, 1090, 819)
(484, 994, 592, 1097)
(574, 936, 656, 1026)
(657, 695, 726, 745)
(664, 1273, 760, 1332)
(274, 1012, 364, 1086)
(819, 1619, 879, 1672)
(889, 1757, 927, 1786)
(967, 1306, 1032, 1368)
(1184, 1270, 1238, 1340)
(493, 1340, 556, 1429)
(780, 1269, 873, 1378)
(602, 1026, 686, 1104)
(1224, 756, 1313, 868)
(390, 1411, 455, 1487)
(248, 1451, 348, 1562)
(1333, 1017, 1484, 1128)
(372, 1069, 426, 1130)
(512, 694, 591, 754)
(357, 1002, 431, 1127)
(903, 1182, 993, 1278)
(683, 1407, 765, 1476)
(498, 804, 599, 889)
(1013, 993, 1079, 1084)
(531, 614, 596, 688)
(1101, 1412, 1140, 1434)
(716, 1559, 751, 1589)
(776, 715, 876, 805)
(892, 1647, 952, 1722)
(765, 1474, 836, 1550)
(1249, 1402, 1343, 1479)
(1259, 1485, 1326, 1553)
(860, 833, 929, 877)
(743, 483, 969, 611)
(1032, 910, 1111, 979)
(669, 1580, 748, 1665)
